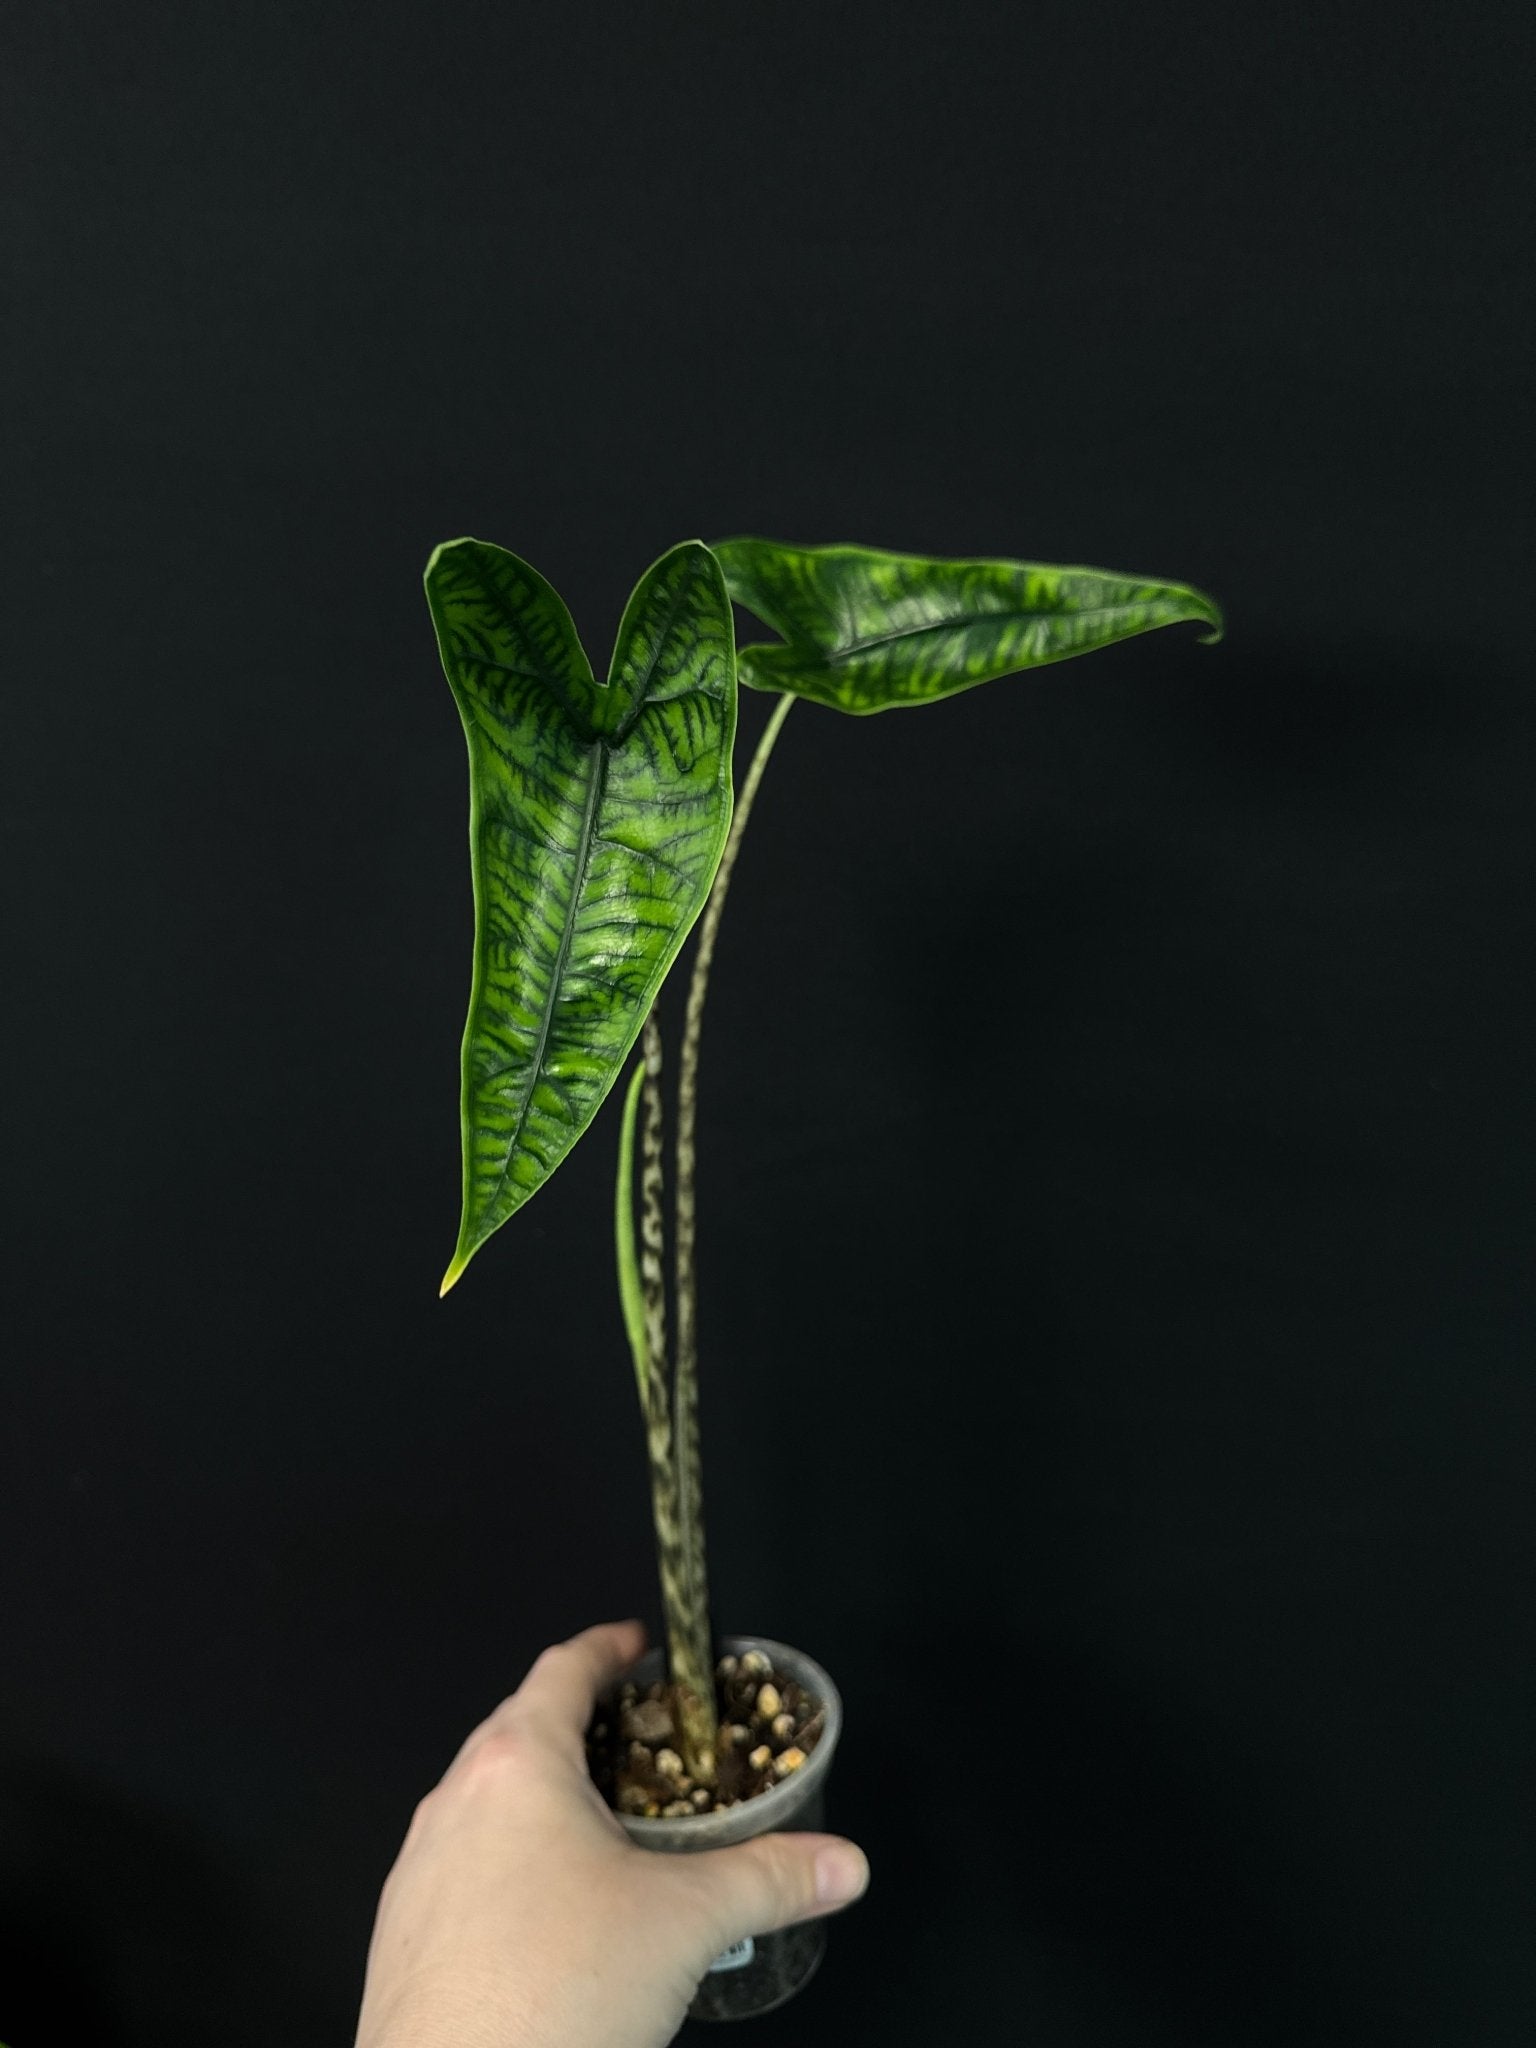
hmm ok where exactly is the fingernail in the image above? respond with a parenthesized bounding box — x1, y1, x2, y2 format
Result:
(814, 1844, 870, 1907)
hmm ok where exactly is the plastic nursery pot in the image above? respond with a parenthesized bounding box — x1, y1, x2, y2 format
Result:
(593, 1633, 845, 2023)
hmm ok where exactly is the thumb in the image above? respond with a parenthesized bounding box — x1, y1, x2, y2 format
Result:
(678, 1830, 871, 1950)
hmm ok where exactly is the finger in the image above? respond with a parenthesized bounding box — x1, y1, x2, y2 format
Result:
(671, 1830, 871, 1957)
(468, 1617, 648, 1770)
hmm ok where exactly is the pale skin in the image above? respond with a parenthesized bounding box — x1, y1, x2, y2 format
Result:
(354, 1618, 871, 2048)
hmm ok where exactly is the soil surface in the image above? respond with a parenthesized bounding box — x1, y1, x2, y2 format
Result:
(584, 1649, 825, 1818)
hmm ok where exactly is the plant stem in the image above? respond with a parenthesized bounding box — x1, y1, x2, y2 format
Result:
(638, 1013, 668, 1390)
(672, 690, 795, 1705)
(634, 1010, 718, 1787)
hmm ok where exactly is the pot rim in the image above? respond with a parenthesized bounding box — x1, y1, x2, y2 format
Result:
(596, 1632, 842, 1850)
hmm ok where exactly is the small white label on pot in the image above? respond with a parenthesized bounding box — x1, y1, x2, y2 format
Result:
(707, 1936, 755, 1973)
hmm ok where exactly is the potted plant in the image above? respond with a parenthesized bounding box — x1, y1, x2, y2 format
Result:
(425, 534, 1222, 2019)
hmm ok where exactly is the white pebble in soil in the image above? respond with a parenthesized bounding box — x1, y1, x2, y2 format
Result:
(621, 1700, 674, 1745)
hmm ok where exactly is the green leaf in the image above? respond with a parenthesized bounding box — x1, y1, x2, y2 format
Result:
(711, 538, 1222, 714)
(614, 1061, 649, 1400)
(427, 537, 737, 1293)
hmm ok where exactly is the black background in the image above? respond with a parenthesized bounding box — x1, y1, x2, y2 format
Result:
(3, 3, 1533, 2043)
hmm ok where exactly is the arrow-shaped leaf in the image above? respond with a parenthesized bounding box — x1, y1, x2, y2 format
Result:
(712, 538, 1222, 714)
(426, 537, 737, 1294)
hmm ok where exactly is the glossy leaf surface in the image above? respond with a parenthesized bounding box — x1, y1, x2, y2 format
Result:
(712, 538, 1222, 714)
(427, 538, 736, 1292)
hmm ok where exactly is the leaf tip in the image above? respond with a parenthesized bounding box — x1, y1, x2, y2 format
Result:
(439, 1250, 470, 1298)
(1190, 590, 1225, 647)
(424, 535, 482, 585)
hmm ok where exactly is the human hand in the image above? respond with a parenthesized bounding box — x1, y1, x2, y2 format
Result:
(353, 1618, 871, 2048)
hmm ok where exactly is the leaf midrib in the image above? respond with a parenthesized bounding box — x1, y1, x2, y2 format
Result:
(822, 599, 1187, 664)
(477, 735, 610, 1231)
